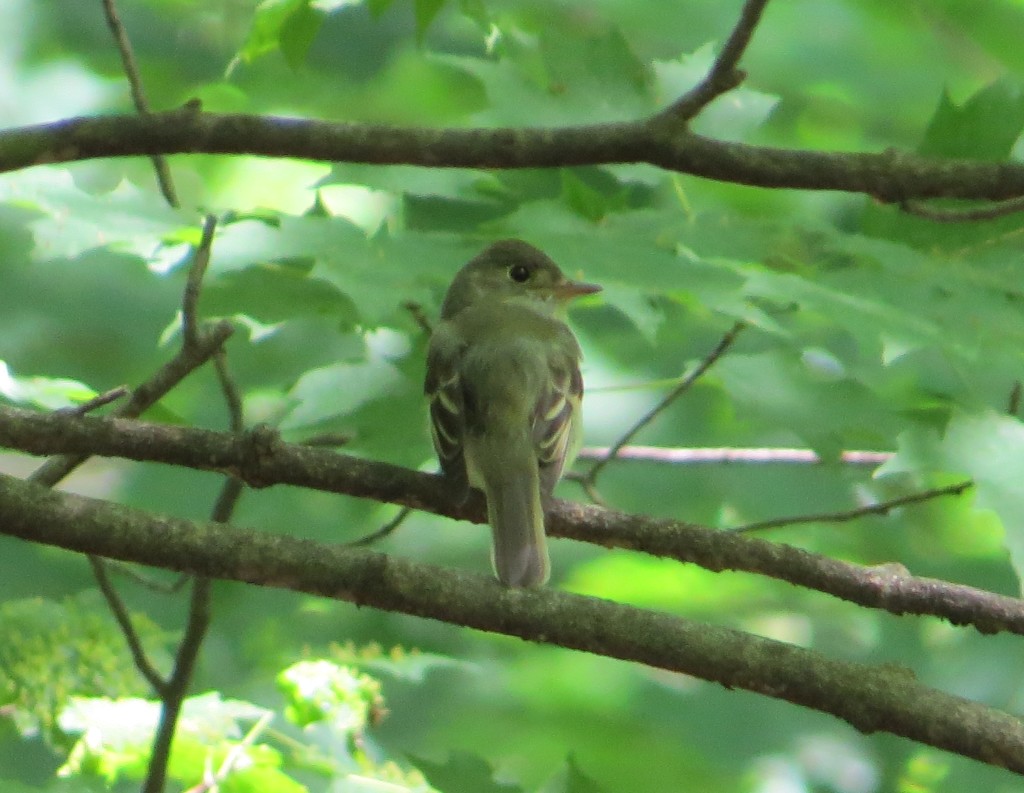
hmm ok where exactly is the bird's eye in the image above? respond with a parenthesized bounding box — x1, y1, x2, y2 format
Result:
(508, 264, 531, 283)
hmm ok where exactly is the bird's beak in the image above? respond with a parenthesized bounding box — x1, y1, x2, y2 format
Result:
(554, 278, 602, 301)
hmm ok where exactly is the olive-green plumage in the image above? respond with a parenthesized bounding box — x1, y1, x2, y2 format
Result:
(425, 240, 600, 587)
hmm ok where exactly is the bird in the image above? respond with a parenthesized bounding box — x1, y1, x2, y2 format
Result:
(424, 239, 600, 586)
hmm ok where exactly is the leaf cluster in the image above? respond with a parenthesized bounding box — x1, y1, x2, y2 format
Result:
(4, 1, 1024, 792)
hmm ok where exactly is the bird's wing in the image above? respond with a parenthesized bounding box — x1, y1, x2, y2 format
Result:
(533, 350, 583, 497)
(424, 326, 470, 500)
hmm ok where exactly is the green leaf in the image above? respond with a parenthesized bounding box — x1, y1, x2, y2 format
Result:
(879, 412, 1024, 568)
(330, 777, 431, 793)
(200, 264, 358, 325)
(210, 216, 472, 326)
(409, 752, 522, 793)
(595, 286, 664, 344)
(458, 0, 490, 29)
(0, 782, 55, 793)
(438, 20, 651, 126)
(279, 1, 326, 69)
(277, 660, 382, 732)
(537, 21, 651, 113)
(220, 761, 309, 793)
(562, 754, 607, 793)
(875, 426, 946, 478)
(919, 78, 1024, 161)
(715, 349, 898, 455)
(0, 593, 163, 744)
(0, 361, 96, 410)
(6, 781, 112, 793)
(414, 0, 446, 41)
(861, 79, 1024, 249)
(366, 0, 397, 16)
(58, 693, 273, 784)
(560, 171, 610, 223)
(897, 750, 950, 793)
(741, 263, 943, 360)
(281, 357, 407, 430)
(0, 170, 189, 263)
(564, 555, 763, 615)
(404, 194, 515, 232)
(940, 410, 1024, 588)
(236, 0, 310, 65)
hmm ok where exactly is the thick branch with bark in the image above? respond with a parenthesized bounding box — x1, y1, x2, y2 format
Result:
(3, 111, 1024, 202)
(3, 0, 1021, 208)
(1, 405, 1022, 637)
(1, 471, 1024, 773)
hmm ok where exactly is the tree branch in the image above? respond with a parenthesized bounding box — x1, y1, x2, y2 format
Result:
(3, 111, 1024, 202)
(89, 554, 168, 695)
(658, 0, 772, 121)
(58, 385, 129, 417)
(143, 213, 225, 793)
(729, 480, 973, 533)
(1, 471, 1023, 774)
(576, 445, 894, 465)
(145, 574, 211, 793)
(27, 320, 233, 488)
(900, 196, 1024, 222)
(586, 321, 746, 482)
(99, 0, 178, 207)
(1, 405, 1022, 637)
(181, 215, 218, 352)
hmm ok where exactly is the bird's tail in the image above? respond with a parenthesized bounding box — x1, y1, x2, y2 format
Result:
(485, 464, 550, 587)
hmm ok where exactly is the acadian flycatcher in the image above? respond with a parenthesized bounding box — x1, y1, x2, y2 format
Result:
(425, 239, 600, 586)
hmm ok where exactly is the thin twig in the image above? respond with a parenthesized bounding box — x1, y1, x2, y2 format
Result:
(89, 556, 167, 695)
(403, 301, 434, 335)
(348, 507, 413, 546)
(729, 480, 973, 533)
(107, 562, 191, 594)
(566, 472, 609, 508)
(900, 196, 1024, 223)
(183, 712, 274, 793)
(146, 449, 242, 793)
(1009, 381, 1021, 417)
(27, 320, 234, 487)
(146, 220, 235, 793)
(657, 0, 772, 121)
(95, 18, 225, 784)
(211, 477, 246, 524)
(143, 509, 232, 790)
(99, 0, 178, 207)
(577, 445, 893, 466)
(182, 215, 218, 352)
(212, 350, 243, 432)
(144, 445, 237, 791)
(57, 385, 129, 416)
(587, 321, 746, 482)
(144, 576, 212, 793)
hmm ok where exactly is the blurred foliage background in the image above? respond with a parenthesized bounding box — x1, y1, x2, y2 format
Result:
(3, 0, 1024, 791)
